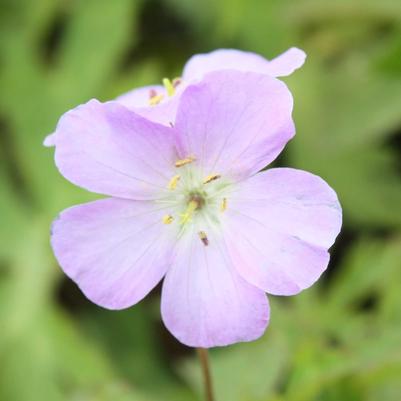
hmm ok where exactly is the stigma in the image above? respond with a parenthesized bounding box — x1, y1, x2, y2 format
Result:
(180, 200, 199, 224)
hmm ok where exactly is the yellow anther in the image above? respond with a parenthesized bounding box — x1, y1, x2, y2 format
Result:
(203, 174, 221, 184)
(221, 197, 227, 212)
(198, 231, 209, 246)
(175, 156, 196, 168)
(149, 93, 164, 106)
(163, 78, 175, 97)
(180, 200, 198, 224)
(167, 174, 181, 190)
(163, 215, 174, 224)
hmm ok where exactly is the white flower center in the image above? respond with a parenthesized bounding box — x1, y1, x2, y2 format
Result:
(157, 156, 231, 245)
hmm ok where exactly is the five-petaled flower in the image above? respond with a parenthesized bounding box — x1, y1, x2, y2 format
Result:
(47, 51, 341, 348)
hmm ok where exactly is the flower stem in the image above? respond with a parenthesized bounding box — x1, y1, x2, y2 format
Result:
(197, 347, 215, 401)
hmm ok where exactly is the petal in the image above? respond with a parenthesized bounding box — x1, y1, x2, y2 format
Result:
(262, 47, 307, 77)
(116, 85, 164, 108)
(43, 132, 56, 147)
(54, 99, 179, 199)
(116, 85, 179, 126)
(182, 47, 306, 80)
(161, 226, 269, 347)
(174, 70, 294, 181)
(51, 198, 177, 309)
(224, 168, 342, 296)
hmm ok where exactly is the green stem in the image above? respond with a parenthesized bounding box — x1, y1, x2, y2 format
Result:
(197, 348, 215, 401)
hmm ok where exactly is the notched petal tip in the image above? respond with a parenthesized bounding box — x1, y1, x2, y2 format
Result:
(267, 47, 307, 77)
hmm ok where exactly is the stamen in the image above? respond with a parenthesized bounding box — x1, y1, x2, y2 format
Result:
(180, 200, 198, 224)
(149, 93, 164, 106)
(203, 174, 221, 184)
(163, 78, 175, 97)
(198, 231, 209, 246)
(167, 174, 181, 190)
(162, 215, 174, 224)
(172, 77, 182, 88)
(221, 198, 227, 212)
(175, 156, 196, 168)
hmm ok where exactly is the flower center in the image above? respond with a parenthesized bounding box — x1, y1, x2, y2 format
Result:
(161, 155, 230, 246)
(188, 192, 206, 210)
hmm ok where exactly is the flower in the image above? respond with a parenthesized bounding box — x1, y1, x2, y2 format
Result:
(116, 47, 306, 125)
(44, 47, 305, 146)
(48, 69, 341, 348)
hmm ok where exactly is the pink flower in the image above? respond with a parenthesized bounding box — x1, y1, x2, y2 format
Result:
(48, 69, 341, 347)
(44, 48, 305, 146)
(116, 47, 306, 125)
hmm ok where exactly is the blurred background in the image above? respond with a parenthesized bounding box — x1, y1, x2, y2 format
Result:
(1, 0, 401, 400)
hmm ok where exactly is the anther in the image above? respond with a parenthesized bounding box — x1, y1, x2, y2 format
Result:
(163, 215, 174, 224)
(167, 175, 180, 190)
(172, 77, 182, 88)
(175, 156, 196, 168)
(163, 78, 175, 97)
(221, 198, 227, 212)
(149, 92, 164, 106)
(198, 231, 209, 246)
(203, 174, 221, 184)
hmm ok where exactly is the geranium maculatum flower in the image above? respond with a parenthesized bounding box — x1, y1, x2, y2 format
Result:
(47, 56, 341, 347)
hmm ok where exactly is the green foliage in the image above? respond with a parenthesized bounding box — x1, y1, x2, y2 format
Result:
(0, 0, 400, 400)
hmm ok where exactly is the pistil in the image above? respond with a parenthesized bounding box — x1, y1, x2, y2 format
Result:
(180, 200, 199, 224)
(163, 78, 176, 97)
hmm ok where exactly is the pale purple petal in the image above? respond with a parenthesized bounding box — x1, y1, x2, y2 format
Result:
(262, 47, 307, 77)
(182, 47, 306, 80)
(51, 198, 177, 309)
(174, 70, 294, 181)
(224, 168, 342, 295)
(54, 99, 179, 199)
(161, 226, 269, 347)
(116, 85, 164, 108)
(43, 132, 56, 147)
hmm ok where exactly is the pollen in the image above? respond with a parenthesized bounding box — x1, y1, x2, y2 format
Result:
(175, 156, 196, 167)
(163, 78, 175, 97)
(221, 197, 227, 212)
(198, 231, 209, 246)
(162, 215, 174, 224)
(203, 174, 221, 184)
(167, 174, 181, 190)
(149, 93, 164, 106)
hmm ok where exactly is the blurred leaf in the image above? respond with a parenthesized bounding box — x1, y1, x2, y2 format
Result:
(2, 1, 401, 401)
